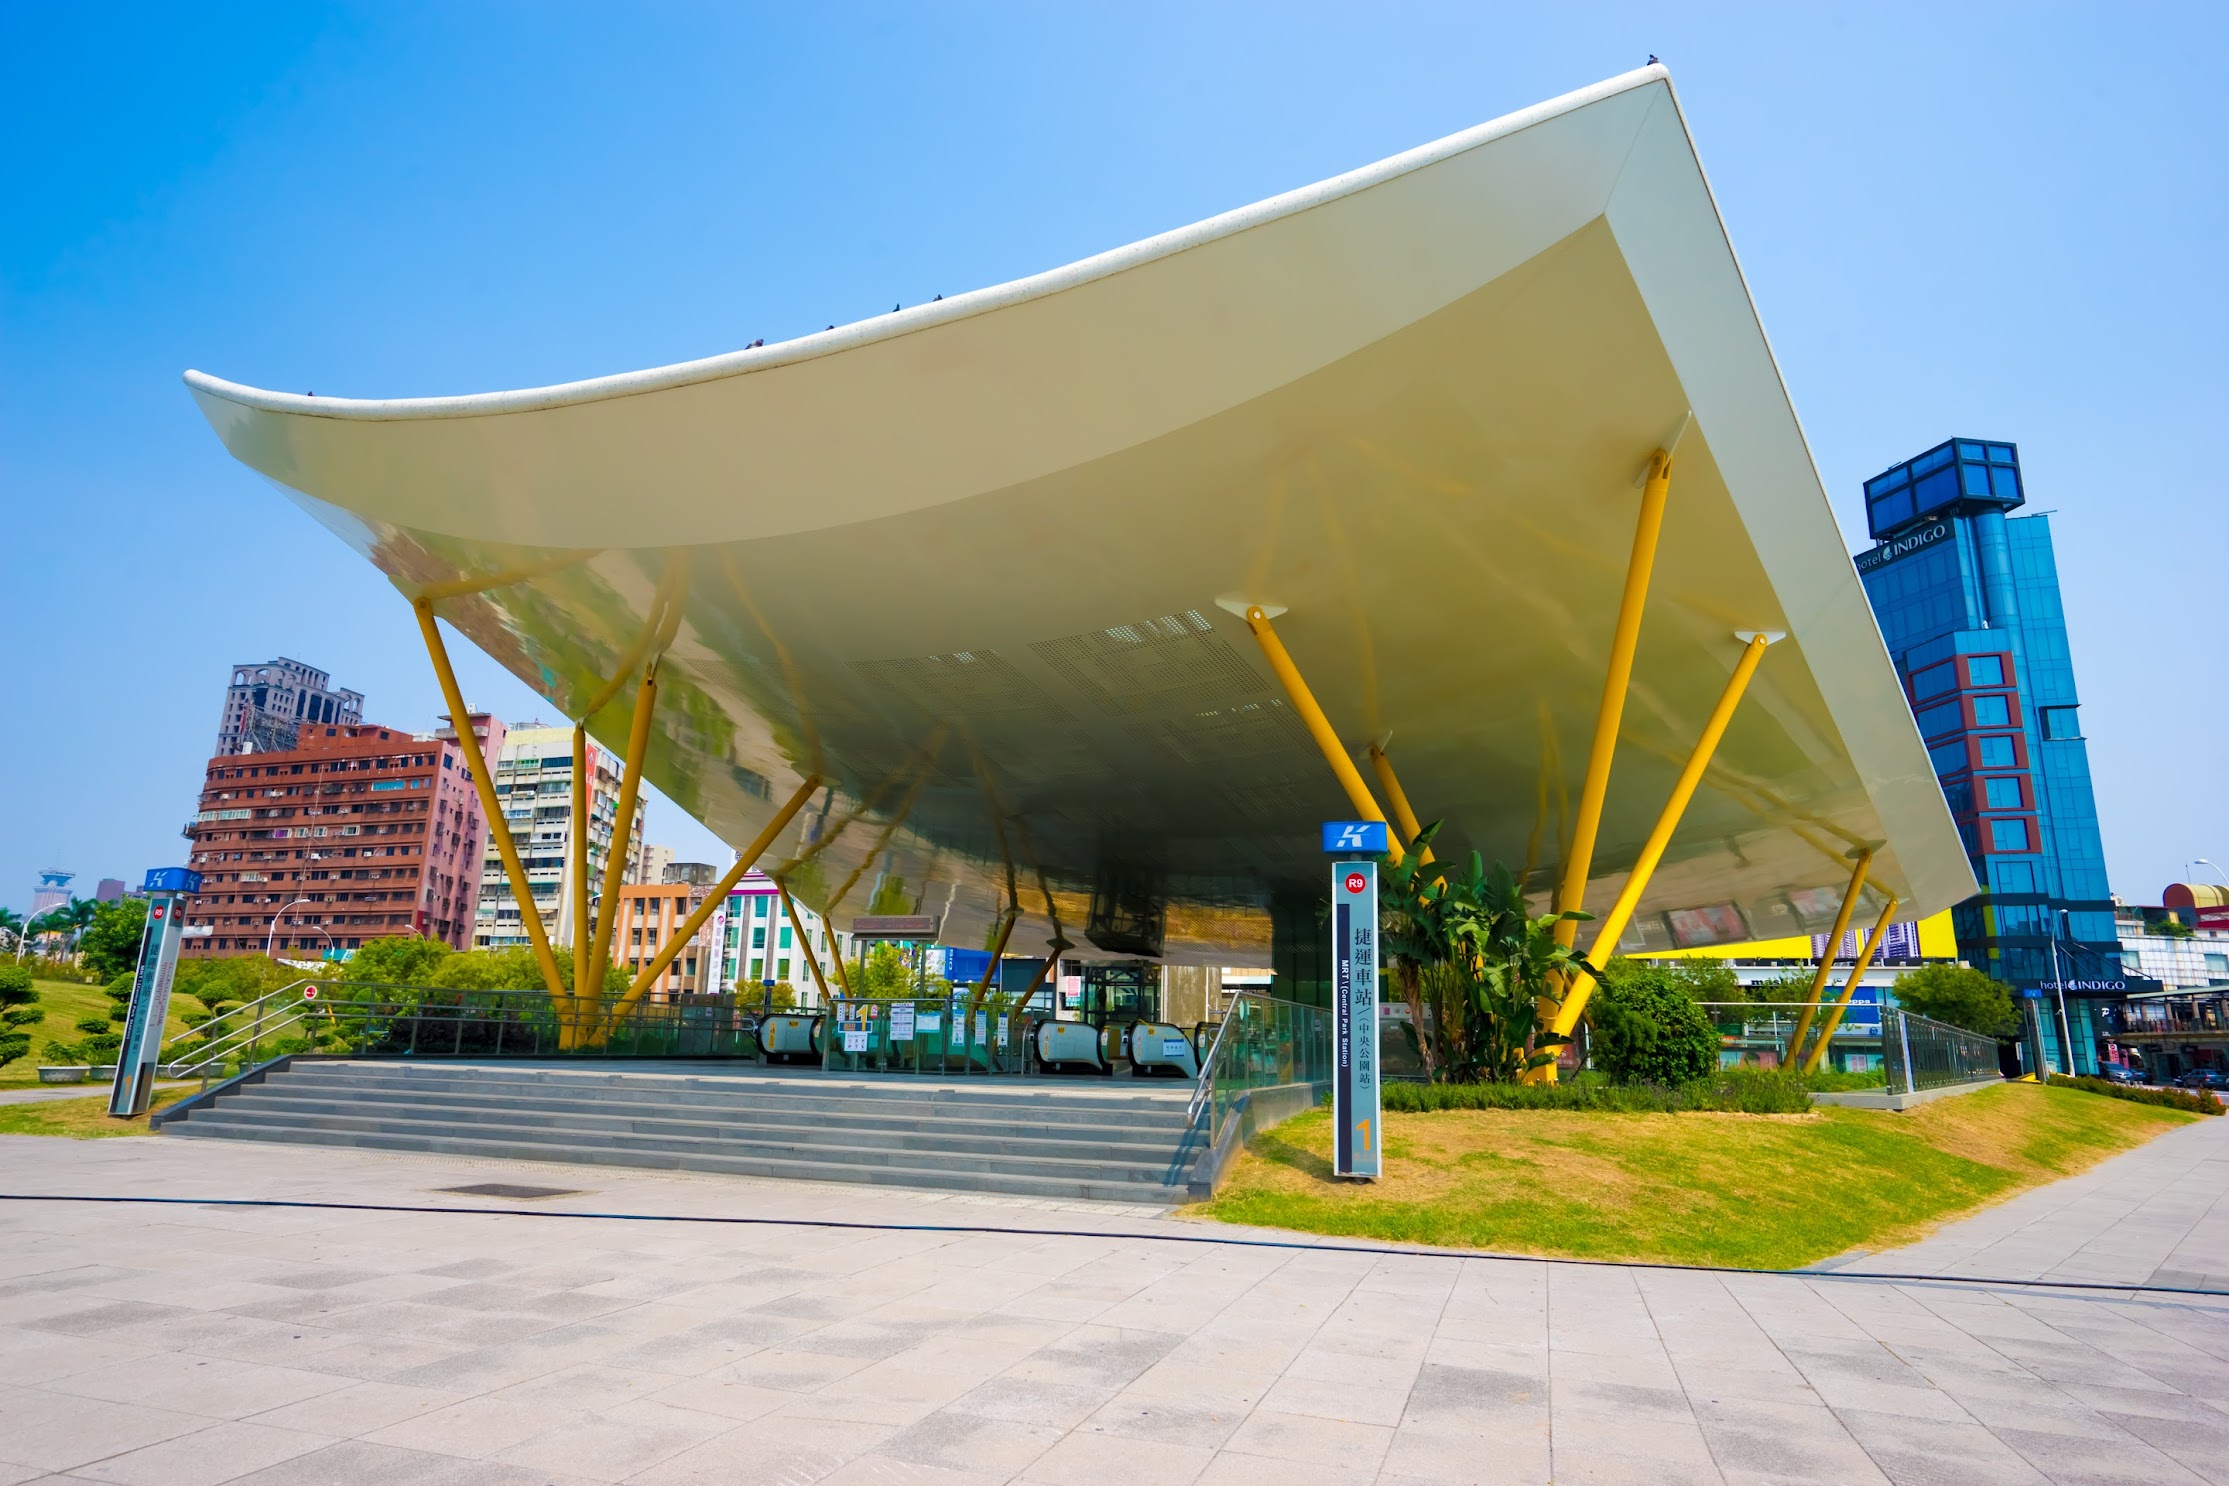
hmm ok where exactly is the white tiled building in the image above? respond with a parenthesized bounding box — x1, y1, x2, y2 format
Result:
(472, 724, 643, 950)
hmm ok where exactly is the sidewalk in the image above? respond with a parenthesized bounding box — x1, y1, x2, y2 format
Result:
(0, 1123, 2219, 1484)
(1841, 1103, 2229, 1294)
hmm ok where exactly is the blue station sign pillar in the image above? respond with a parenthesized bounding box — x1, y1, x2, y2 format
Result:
(109, 867, 201, 1118)
(1323, 821, 1384, 1180)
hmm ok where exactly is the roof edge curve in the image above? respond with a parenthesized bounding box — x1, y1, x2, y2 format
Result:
(181, 64, 1670, 424)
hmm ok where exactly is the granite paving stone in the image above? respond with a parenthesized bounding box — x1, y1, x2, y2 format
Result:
(0, 1094, 2220, 1483)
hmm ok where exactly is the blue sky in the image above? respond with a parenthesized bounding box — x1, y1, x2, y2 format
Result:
(4, 4, 2224, 914)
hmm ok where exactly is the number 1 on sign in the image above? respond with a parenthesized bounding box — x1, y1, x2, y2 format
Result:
(1358, 1118, 1372, 1155)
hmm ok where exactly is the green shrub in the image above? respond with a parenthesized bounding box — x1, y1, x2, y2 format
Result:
(2049, 1074, 2222, 1116)
(1, 1006, 45, 1028)
(1380, 1067, 1813, 1115)
(0, 1033, 27, 1068)
(1804, 1067, 1890, 1091)
(1589, 959, 1722, 1085)
(72, 1017, 112, 1036)
(0, 965, 34, 1009)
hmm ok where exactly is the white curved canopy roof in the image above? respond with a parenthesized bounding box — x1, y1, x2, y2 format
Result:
(185, 65, 1974, 964)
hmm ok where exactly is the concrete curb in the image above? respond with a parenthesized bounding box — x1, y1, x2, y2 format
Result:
(1811, 1076, 2004, 1112)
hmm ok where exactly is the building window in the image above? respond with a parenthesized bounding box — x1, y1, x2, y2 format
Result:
(778, 926, 792, 950)
(2041, 706, 2082, 741)
(1966, 654, 2005, 687)
(1982, 776, 2024, 809)
(1970, 694, 2012, 728)
(754, 895, 770, 918)
(1915, 701, 1963, 739)
(2206, 953, 2228, 978)
(749, 957, 764, 982)
(1911, 663, 1956, 700)
(1928, 742, 1967, 777)
(1989, 818, 2030, 851)
(777, 957, 790, 980)
(751, 926, 765, 949)
(1977, 735, 2018, 768)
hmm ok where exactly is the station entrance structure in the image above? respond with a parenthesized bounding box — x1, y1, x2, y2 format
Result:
(181, 66, 1975, 1114)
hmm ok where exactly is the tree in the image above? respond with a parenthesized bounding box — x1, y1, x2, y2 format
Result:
(1588, 958, 1723, 1085)
(1891, 965, 2021, 1037)
(78, 898, 149, 981)
(0, 965, 40, 1031)
(338, 936, 453, 987)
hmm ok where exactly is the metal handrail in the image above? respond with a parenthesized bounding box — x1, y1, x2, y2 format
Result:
(1185, 987, 1310, 1128)
(164, 976, 318, 1053)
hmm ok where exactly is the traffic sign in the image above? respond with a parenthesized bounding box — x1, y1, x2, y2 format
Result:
(1322, 820, 1389, 855)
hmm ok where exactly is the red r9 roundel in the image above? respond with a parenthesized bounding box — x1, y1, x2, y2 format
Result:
(1344, 873, 1367, 894)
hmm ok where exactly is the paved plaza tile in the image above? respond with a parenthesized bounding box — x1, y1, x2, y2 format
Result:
(0, 1112, 2218, 1482)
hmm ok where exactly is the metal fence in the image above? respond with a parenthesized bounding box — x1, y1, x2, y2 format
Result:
(160, 981, 767, 1083)
(1190, 990, 1333, 1143)
(1881, 1006, 2003, 1094)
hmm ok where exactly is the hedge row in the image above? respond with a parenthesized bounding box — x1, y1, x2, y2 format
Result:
(2048, 1074, 2223, 1116)
(1380, 1068, 1815, 1116)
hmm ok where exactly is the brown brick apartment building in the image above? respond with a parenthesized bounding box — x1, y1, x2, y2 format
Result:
(180, 716, 501, 959)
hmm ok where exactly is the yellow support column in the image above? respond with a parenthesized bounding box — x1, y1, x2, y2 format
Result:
(1554, 449, 1675, 952)
(606, 775, 823, 1021)
(1367, 742, 1434, 863)
(582, 662, 660, 1007)
(1243, 606, 1402, 865)
(1784, 849, 1874, 1071)
(1800, 897, 1899, 1075)
(567, 724, 591, 1041)
(413, 599, 566, 1002)
(779, 882, 833, 1005)
(1547, 631, 1775, 1053)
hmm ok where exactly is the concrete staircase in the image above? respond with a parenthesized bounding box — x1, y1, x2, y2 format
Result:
(157, 1060, 1209, 1204)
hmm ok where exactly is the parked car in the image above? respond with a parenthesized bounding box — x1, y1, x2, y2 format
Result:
(2174, 1069, 2228, 1092)
(2098, 1064, 2149, 1086)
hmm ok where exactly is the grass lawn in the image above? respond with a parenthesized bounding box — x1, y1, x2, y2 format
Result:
(0, 1087, 192, 1139)
(0, 978, 196, 1089)
(1194, 1082, 2198, 1269)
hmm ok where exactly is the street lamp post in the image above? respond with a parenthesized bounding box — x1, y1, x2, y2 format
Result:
(2190, 859, 2229, 891)
(266, 898, 316, 959)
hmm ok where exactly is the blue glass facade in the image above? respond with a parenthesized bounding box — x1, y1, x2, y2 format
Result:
(1854, 439, 2118, 1010)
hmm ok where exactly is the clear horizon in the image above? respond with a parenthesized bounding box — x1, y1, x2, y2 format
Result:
(5, 4, 2223, 921)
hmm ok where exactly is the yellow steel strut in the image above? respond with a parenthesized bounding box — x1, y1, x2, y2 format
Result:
(1543, 631, 1775, 1062)
(1244, 607, 1402, 866)
(1800, 897, 1899, 1075)
(1784, 848, 1874, 1070)
(413, 599, 566, 1003)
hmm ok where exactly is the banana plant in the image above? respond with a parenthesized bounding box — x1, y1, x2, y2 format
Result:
(1379, 825, 1590, 1083)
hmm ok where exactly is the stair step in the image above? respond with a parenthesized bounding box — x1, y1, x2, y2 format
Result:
(225, 1094, 1198, 1160)
(260, 1074, 1193, 1130)
(164, 1058, 1206, 1205)
(166, 1119, 1182, 1203)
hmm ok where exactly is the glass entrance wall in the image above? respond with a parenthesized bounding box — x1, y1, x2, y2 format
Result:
(820, 995, 1030, 1075)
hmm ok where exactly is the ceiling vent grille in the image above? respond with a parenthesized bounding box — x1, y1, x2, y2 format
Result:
(1031, 610, 1266, 717)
